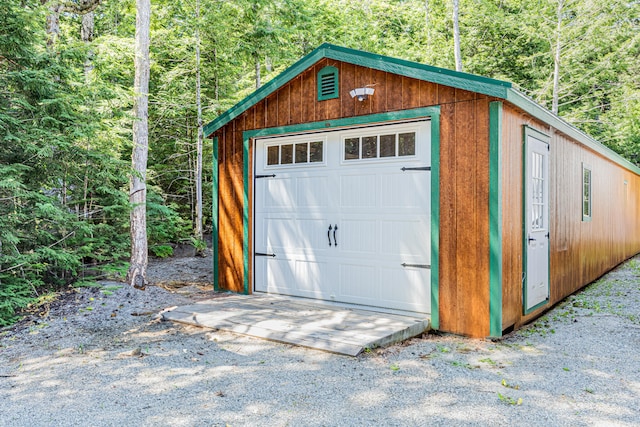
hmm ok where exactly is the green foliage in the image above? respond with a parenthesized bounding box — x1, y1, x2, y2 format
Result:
(150, 245, 174, 258)
(1, 0, 639, 326)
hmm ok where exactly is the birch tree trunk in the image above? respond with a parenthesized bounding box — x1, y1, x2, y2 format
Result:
(552, 0, 564, 114)
(127, 0, 151, 290)
(194, 0, 204, 244)
(452, 0, 462, 72)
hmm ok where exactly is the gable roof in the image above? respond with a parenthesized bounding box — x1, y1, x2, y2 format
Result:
(204, 43, 640, 175)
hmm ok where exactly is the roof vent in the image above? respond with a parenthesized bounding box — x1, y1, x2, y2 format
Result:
(317, 66, 339, 101)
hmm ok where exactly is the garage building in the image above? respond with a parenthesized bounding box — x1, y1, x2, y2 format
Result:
(204, 44, 640, 338)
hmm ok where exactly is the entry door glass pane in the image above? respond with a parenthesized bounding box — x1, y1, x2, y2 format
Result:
(531, 152, 544, 230)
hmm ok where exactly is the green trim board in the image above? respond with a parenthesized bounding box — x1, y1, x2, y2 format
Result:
(488, 102, 503, 337)
(522, 126, 551, 315)
(204, 43, 510, 137)
(241, 106, 441, 320)
(212, 137, 219, 292)
(429, 110, 441, 330)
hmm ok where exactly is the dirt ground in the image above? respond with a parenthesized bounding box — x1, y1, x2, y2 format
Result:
(1, 250, 639, 426)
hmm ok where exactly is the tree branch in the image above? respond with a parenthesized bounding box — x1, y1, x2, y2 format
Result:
(62, 0, 103, 15)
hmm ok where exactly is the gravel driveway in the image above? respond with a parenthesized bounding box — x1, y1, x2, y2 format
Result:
(1, 253, 639, 426)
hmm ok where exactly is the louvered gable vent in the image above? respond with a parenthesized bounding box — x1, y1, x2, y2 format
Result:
(317, 66, 339, 101)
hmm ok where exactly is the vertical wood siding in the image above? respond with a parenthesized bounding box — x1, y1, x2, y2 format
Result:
(501, 104, 640, 331)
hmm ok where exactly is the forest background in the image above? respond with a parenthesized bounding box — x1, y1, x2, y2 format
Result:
(1, 0, 639, 325)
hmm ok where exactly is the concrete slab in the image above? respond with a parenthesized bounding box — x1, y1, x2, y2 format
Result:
(161, 294, 430, 356)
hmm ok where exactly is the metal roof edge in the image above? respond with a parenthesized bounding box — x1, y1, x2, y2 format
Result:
(506, 88, 640, 175)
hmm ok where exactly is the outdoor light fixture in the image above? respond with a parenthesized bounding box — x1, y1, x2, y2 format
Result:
(349, 87, 375, 101)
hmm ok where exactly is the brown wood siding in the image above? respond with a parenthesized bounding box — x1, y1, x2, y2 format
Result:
(438, 95, 492, 337)
(501, 104, 640, 330)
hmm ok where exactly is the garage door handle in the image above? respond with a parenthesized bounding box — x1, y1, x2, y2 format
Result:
(328, 225, 332, 246)
(333, 225, 338, 246)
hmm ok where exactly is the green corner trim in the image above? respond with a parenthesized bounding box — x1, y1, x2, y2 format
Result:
(489, 101, 503, 337)
(241, 106, 441, 320)
(212, 137, 219, 292)
(430, 111, 441, 331)
(243, 134, 250, 294)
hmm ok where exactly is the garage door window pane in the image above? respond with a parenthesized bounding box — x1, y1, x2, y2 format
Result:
(310, 141, 323, 162)
(399, 133, 416, 156)
(281, 144, 293, 164)
(267, 146, 279, 165)
(295, 143, 308, 163)
(362, 136, 377, 159)
(380, 134, 396, 157)
(345, 138, 359, 160)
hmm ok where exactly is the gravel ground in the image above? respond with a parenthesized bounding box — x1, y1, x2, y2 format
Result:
(1, 251, 640, 427)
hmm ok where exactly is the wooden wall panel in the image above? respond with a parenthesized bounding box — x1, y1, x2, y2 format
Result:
(265, 94, 278, 128)
(501, 104, 640, 331)
(438, 103, 457, 332)
(341, 62, 356, 117)
(289, 76, 302, 125)
(300, 68, 315, 123)
(438, 98, 492, 337)
(386, 72, 403, 111)
(402, 76, 421, 110)
(277, 84, 290, 127)
(371, 69, 387, 113)
(354, 65, 372, 116)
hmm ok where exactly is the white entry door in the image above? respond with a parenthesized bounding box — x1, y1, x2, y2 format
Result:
(524, 133, 550, 311)
(254, 121, 431, 314)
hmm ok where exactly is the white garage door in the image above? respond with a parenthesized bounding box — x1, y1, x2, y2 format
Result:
(254, 121, 431, 314)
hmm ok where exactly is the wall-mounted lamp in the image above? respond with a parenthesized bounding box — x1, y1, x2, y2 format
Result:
(349, 87, 375, 101)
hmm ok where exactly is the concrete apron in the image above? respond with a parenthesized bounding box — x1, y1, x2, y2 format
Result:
(162, 294, 431, 356)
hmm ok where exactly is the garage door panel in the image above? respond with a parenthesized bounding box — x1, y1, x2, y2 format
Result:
(340, 175, 376, 208)
(338, 219, 376, 253)
(338, 263, 379, 301)
(297, 176, 329, 208)
(379, 266, 430, 312)
(298, 219, 331, 251)
(255, 120, 432, 315)
(380, 218, 430, 259)
(294, 260, 329, 294)
(262, 217, 298, 251)
(262, 178, 296, 209)
(255, 257, 294, 293)
(380, 171, 430, 210)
